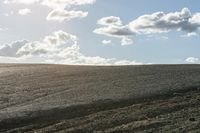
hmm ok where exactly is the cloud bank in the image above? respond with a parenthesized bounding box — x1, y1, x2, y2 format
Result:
(185, 57, 199, 63)
(4, 0, 96, 8)
(94, 8, 200, 45)
(46, 10, 88, 22)
(4, 0, 95, 22)
(0, 30, 142, 65)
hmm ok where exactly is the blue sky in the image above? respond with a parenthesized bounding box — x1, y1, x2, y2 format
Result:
(0, 0, 200, 65)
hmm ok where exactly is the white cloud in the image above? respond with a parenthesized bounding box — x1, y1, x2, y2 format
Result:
(181, 32, 198, 37)
(4, 0, 96, 8)
(57, 46, 143, 65)
(189, 13, 200, 24)
(97, 16, 122, 26)
(4, 0, 95, 22)
(94, 17, 134, 46)
(94, 25, 134, 37)
(0, 28, 8, 31)
(129, 8, 200, 34)
(94, 8, 200, 45)
(185, 57, 199, 63)
(102, 40, 112, 45)
(94, 25, 133, 46)
(113, 60, 141, 65)
(4, 0, 37, 5)
(46, 9, 88, 22)
(40, 0, 96, 9)
(121, 37, 133, 45)
(0, 40, 28, 57)
(0, 30, 142, 65)
(94, 16, 134, 38)
(16, 30, 78, 57)
(18, 8, 31, 15)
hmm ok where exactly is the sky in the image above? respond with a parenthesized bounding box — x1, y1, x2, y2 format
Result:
(0, 0, 200, 65)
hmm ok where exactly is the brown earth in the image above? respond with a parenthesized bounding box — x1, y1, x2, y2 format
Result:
(0, 64, 200, 133)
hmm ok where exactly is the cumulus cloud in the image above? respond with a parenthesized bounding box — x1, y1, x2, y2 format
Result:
(94, 25, 133, 37)
(189, 13, 200, 24)
(94, 16, 134, 45)
(16, 30, 78, 57)
(185, 57, 199, 63)
(121, 37, 133, 45)
(129, 8, 200, 34)
(102, 40, 112, 45)
(94, 8, 200, 45)
(181, 32, 198, 37)
(46, 9, 88, 22)
(0, 30, 142, 65)
(94, 26, 133, 45)
(97, 16, 122, 26)
(4, 0, 37, 5)
(18, 8, 31, 15)
(4, 0, 96, 8)
(4, 0, 95, 22)
(0, 40, 28, 57)
(56, 45, 143, 65)
(40, 0, 95, 9)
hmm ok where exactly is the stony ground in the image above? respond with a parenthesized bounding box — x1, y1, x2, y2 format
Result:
(0, 64, 200, 132)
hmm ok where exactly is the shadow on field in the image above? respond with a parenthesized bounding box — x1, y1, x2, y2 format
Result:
(0, 86, 199, 132)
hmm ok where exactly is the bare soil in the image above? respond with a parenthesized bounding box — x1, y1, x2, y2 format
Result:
(0, 64, 200, 133)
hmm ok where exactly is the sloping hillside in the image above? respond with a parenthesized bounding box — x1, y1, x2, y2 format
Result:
(0, 64, 200, 132)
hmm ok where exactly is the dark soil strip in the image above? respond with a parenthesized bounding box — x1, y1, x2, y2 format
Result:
(1, 86, 200, 132)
